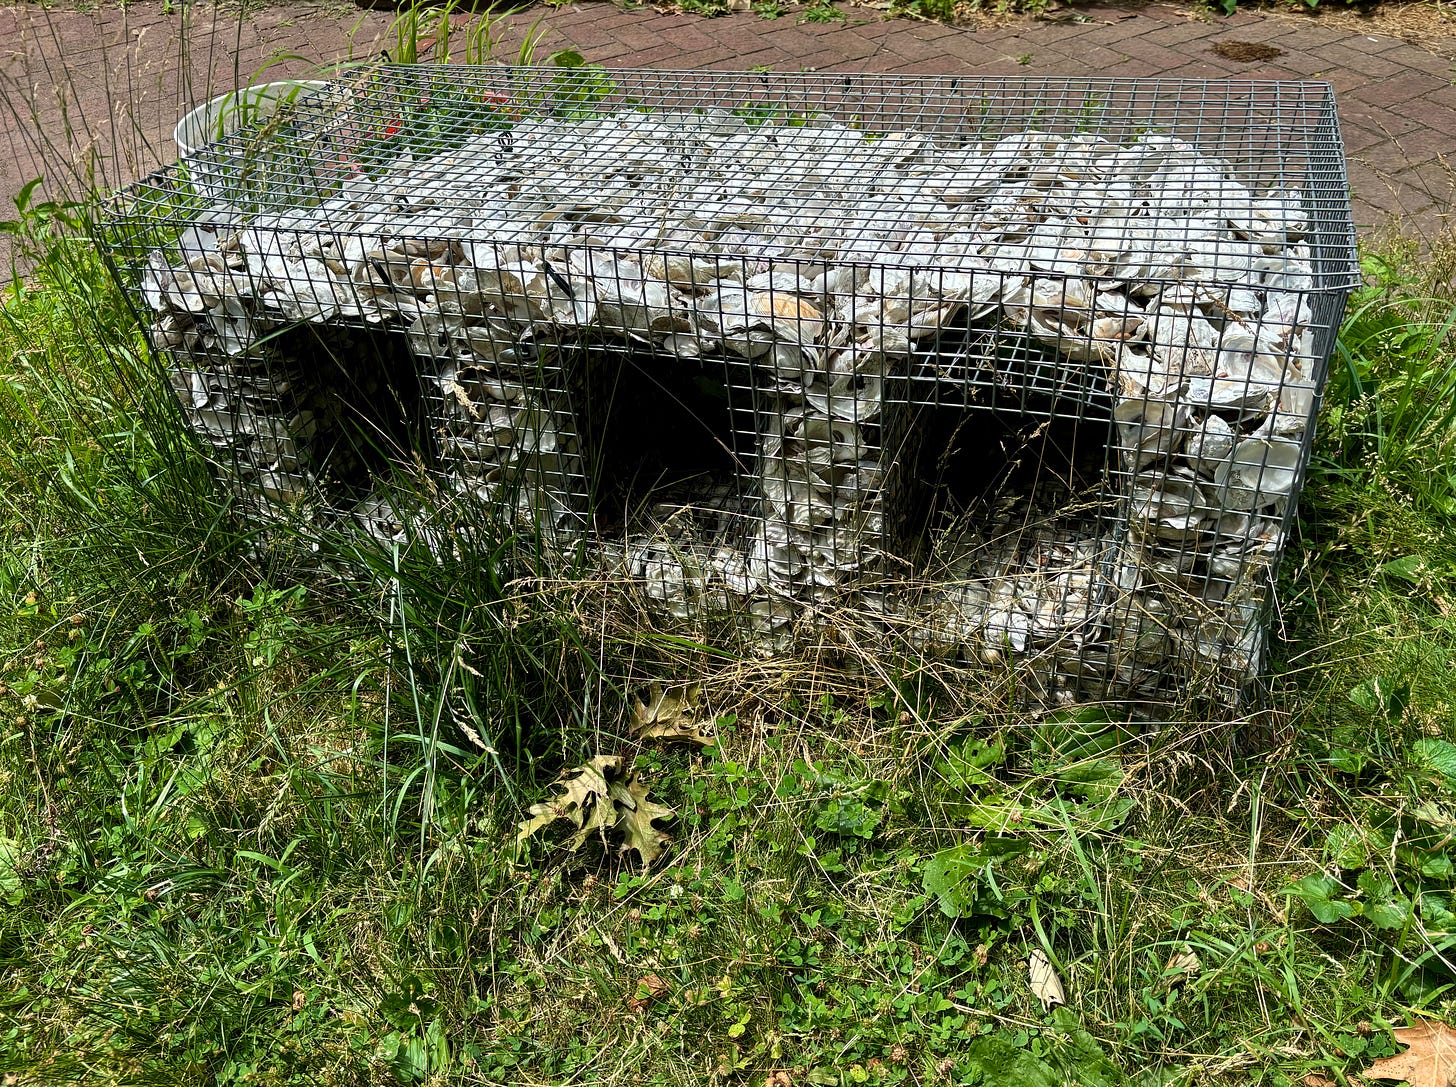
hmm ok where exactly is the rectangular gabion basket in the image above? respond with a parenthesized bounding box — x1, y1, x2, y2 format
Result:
(106, 66, 1360, 704)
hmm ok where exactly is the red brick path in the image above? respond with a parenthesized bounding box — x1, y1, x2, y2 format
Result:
(2, 0, 1452, 238)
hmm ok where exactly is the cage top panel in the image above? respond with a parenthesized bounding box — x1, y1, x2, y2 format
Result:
(116, 67, 1359, 292)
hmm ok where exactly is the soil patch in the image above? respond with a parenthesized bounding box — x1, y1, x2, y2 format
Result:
(1261, 0, 1456, 58)
(1211, 39, 1285, 60)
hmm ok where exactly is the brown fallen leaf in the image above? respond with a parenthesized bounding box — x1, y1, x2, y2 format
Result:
(609, 770, 676, 866)
(764, 1073, 793, 1087)
(1362, 1020, 1456, 1087)
(627, 972, 671, 1013)
(1028, 948, 1066, 1010)
(515, 756, 676, 866)
(630, 682, 716, 747)
(1161, 945, 1202, 990)
(515, 755, 620, 853)
(1302, 1074, 1336, 1087)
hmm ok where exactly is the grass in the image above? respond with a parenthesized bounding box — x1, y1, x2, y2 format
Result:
(4, 13, 1456, 1082)
(3, 200, 1456, 1085)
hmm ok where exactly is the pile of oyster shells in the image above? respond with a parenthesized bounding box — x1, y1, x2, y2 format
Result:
(139, 103, 1323, 697)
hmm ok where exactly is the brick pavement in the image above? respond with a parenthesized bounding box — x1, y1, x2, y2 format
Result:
(1, 0, 1452, 239)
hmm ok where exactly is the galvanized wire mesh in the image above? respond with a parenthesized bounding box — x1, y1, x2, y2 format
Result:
(104, 66, 1359, 705)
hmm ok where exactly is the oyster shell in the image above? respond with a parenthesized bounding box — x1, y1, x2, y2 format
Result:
(1115, 395, 1190, 468)
(1213, 438, 1301, 510)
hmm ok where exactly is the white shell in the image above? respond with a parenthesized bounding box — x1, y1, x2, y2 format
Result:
(1115, 396, 1189, 468)
(1213, 438, 1302, 510)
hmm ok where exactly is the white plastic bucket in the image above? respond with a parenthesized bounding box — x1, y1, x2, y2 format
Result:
(174, 80, 329, 156)
(174, 80, 333, 202)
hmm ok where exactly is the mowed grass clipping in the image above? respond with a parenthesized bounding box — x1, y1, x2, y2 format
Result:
(4, 192, 1456, 1087)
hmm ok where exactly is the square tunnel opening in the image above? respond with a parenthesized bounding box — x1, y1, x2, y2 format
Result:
(273, 324, 433, 506)
(290, 324, 432, 495)
(887, 324, 1121, 573)
(170, 322, 433, 515)
(575, 344, 758, 540)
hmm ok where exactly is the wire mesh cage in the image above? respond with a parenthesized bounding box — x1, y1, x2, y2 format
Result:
(103, 66, 1360, 705)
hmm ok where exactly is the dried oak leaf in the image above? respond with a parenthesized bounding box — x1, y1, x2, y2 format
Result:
(515, 755, 622, 853)
(516, 756, 676, 866)
(609, 770, 676, 865)
(1362, 1020, 1456, 1087)
(1028, 948, 1066, 1010)
(630, 682, 714, 746)
(627, 972, 671, 1013)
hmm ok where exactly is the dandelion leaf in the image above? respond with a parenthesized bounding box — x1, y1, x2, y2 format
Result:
(0, 837, 23, 906)
(922, 837, 1030, 919)
(960, 1034, 1060, 1087)
(937, 734, 1006, 790)
(1415, 739, 1456, 783)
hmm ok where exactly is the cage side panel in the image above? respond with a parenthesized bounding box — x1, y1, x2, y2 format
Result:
(102, 70, 1362, 706)
(1306, 88, 1361, 292)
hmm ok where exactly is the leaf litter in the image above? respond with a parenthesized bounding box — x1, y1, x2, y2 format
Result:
(626, 973, 671, 1013)
(1361, 1020, 1456, 1087)
(1028, 948, 1066, 1010)
(1161, 945, 1202, 990)
(630, 682, 716, 747)
(515, 755, 676, 865)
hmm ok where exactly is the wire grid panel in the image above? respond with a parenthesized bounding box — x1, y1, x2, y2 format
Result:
(109, 66, 1359, 703)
